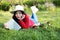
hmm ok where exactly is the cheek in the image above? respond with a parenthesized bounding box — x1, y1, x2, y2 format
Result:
(15, 14, 22, 18)
(15, 15, 18, 18)
(19, 14, 22, 16)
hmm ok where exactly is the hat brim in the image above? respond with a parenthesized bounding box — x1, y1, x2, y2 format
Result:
(10, 10, 24, 14)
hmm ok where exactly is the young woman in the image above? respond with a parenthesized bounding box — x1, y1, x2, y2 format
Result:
(4, 5, 41, 30)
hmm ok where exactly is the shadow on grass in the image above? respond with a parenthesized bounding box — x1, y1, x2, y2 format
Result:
(55, 28, 60, 33)
(0, 23, 4, 28)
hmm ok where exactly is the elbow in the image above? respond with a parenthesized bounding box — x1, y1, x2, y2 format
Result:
(22, 26, 29, 29)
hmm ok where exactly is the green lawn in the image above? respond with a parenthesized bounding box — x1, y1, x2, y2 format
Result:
(0, 7, 60, 40)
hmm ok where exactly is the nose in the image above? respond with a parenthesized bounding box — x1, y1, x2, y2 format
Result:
(17, 13, 20, 16)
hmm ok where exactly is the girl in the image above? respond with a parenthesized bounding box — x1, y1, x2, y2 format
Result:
(4, 5, 41, 30)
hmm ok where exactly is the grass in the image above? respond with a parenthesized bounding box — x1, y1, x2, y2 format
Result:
(0, 7, 60, 40)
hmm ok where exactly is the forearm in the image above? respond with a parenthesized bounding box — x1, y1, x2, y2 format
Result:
(19, 20, 29, 29)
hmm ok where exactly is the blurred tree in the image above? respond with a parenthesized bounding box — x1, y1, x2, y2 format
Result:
(33, 0, 38, 6)
(0, 0, 2, 2)
(19, 0, 23, 5)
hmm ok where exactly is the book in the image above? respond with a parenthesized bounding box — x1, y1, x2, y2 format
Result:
(5, 19, 21, 30)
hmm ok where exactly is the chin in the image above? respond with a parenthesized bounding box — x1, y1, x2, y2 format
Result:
(18, 18, 20, 20)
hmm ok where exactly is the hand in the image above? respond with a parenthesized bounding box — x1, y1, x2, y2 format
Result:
(4, 23, 9, 29)
(21, 15, 25, 20)
(19, 14, 25, 20)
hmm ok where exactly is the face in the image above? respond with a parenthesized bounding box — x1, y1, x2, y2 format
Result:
(15, 11, 23, 20)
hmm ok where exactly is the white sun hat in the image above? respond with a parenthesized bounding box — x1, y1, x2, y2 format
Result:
(14, 5, 24, 11)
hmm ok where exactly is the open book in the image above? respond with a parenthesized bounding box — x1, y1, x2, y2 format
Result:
(5, 19, 21, 30)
